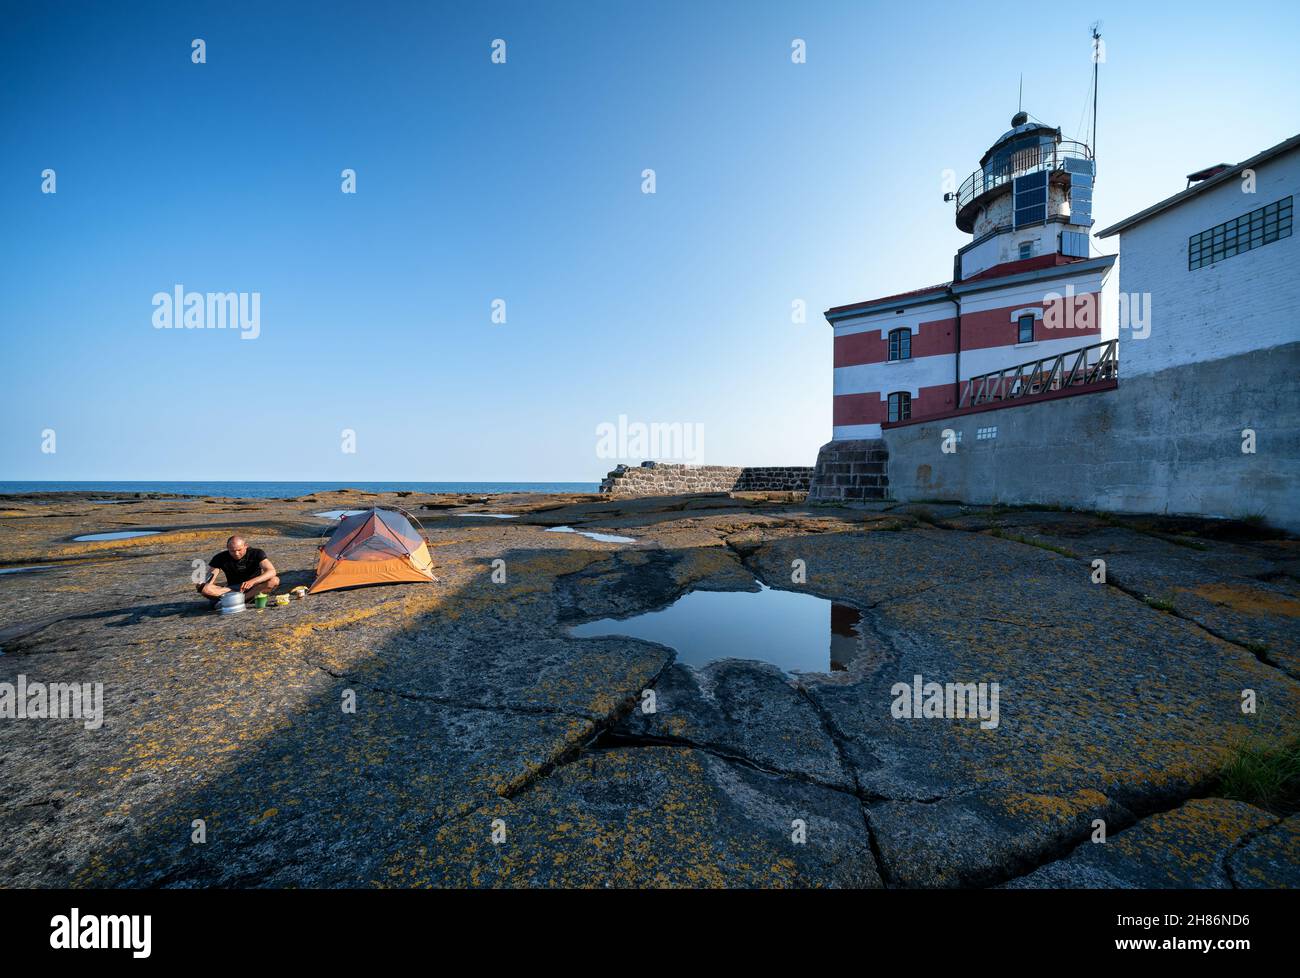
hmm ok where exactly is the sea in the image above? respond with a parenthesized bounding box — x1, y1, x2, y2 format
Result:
(0, 481, 599, 499)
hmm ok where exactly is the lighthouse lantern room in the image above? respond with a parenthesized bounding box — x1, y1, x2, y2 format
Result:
(955, 111, 1097, 278)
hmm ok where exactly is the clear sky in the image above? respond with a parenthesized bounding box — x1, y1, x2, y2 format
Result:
(3, 0, 1297, 482)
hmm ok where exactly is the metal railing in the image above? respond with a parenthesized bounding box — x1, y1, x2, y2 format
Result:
(959, 338, 1117, 409)
(955, 140, 1093, 214)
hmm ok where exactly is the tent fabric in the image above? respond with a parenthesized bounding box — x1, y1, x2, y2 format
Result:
(323, 509, 423, 560)
(308, 507, 437, 594)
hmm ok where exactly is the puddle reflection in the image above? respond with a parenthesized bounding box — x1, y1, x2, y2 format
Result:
(548, 526, 635, 544)
(72, 531, 160, 542)
(571, 581, 862, 673)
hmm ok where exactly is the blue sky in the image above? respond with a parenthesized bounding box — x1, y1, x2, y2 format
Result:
(3, 0, 1297, 482)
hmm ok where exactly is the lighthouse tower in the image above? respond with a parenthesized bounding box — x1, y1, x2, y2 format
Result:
(823, 110, 1117, 444)
(954, 111, 1097, 278)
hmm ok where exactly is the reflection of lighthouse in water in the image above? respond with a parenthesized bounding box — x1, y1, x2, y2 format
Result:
(829, 602, 864, 671)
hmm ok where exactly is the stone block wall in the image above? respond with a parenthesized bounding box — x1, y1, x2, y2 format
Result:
(598, 462, 813, 496)
(807, 439, 891, 503)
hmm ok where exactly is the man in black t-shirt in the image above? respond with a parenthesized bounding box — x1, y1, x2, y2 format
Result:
(197, 535, 280, 604)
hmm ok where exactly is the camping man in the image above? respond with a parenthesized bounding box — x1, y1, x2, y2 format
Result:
(197, 535, 280, 604)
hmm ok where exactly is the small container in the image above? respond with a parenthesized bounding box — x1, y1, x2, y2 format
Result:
(254, 594, 269, 609)
(291, 586, 308, 599)
(274, 595, 290, 606)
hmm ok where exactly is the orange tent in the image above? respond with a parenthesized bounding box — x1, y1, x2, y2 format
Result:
(308, 507, 437, 594)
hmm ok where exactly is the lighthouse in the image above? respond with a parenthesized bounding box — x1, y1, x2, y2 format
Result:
(822, 110, 1118, 446)
(954, 111, 1097, 275)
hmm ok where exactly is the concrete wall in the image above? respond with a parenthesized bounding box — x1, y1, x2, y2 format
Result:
(599, 462, 812, 497)
(880, 342, 1300, 530)
(1117, 147, 1298, 375)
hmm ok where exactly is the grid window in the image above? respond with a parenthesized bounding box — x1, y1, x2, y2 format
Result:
(887, 391, 911, 423)
(888, 327, 911, 361)
(1189, 196, 1292, 270)
(1017, 314, 1035, 344)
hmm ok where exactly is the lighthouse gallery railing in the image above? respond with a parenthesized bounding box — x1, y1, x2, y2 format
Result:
(959, 339, 1117, 408)
(955, 140, 1093, 214)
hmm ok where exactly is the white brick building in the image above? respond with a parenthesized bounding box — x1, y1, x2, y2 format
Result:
(1097, 134, 1299, 374)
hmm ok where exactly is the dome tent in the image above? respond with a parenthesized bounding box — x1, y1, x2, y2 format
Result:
(308, 507, 437, 594)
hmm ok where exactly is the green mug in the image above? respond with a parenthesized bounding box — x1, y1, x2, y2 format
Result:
(254, 594, 269, 609)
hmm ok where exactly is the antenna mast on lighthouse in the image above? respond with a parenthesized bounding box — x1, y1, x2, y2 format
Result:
(1090, 22, 1102, 158)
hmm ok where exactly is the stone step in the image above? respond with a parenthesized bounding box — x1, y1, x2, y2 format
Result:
(808, 439, 890, 503)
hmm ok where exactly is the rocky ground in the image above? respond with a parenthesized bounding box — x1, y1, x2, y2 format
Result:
(0, 489, 1297, 888)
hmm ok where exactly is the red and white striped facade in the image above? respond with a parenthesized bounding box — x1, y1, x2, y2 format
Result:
(826, 114, 1118, 440)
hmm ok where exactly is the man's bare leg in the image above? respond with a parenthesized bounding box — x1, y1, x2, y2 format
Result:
(197, 581, 230, 602)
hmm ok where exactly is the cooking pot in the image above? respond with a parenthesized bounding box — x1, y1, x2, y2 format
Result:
(216, 591, 246, 614)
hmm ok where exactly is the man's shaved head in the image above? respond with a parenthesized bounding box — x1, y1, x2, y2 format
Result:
(226, 535, 247, 557)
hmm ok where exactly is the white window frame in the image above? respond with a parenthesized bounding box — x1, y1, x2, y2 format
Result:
(1010, 307, 1042, 347)
(887, 327, 912, 362)
(887, 391, 912, 423)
